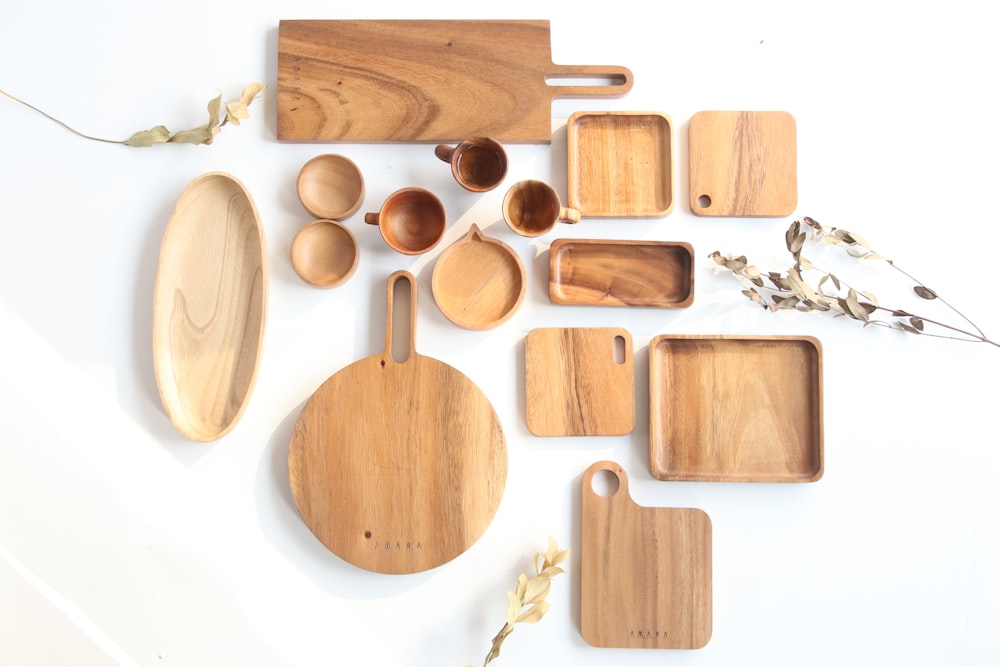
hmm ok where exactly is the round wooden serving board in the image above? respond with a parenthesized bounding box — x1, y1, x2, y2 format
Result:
(289, 271, 507, 574)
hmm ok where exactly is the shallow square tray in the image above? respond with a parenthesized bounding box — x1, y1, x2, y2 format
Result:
(567, 111, 673, 217)
(548, 239, 693, 307)
(649, 335, 823, 482)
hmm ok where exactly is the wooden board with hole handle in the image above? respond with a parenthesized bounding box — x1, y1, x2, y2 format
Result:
(581, 461, 712, 649)
(288, 271, 507, 574)
(277, 20, 633, 142)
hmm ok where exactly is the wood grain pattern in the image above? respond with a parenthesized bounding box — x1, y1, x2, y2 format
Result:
(431, 224, 525, 330)
(567, 111, 673, 217)
(688, 110, 797, 217)
(525, 328, 634, 436)
(581, 461, 712, 649)
(548, 239, 693, 307)
(277, 20, 633, 143)
(288, 271, 507, 574)
(152, 172, 267, 442)
(649, 335, 823, 482)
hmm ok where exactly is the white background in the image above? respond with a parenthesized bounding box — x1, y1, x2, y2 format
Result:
(2, 1, 999, 665)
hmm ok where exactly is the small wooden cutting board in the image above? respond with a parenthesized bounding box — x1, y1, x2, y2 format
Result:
(525, 328, 634, 436)
(581, 461, 712, 649)
(277, 20, 633, 143)
(688, 110, 797, 217)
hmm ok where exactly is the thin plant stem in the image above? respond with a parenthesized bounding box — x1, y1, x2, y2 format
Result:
(0, 88, 123, 144)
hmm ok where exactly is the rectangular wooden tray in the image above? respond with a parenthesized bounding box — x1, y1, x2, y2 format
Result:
(548, 239, 693, 307)
(648, 335, 823, 482)
(567, 111, 673, 217)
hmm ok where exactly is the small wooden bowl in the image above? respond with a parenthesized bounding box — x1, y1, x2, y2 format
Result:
(291, 220, 359, 288)
(432, 224, 526, 330)
(296, 154, 365, 220)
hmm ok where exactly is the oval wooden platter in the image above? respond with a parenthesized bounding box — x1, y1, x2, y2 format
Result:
(152, 172, 268, 442)
(289, 271, 507, 574)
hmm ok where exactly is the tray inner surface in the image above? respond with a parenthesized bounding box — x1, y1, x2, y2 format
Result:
(549, 239, 693, 307)
(649, 336, 823, 482)
(567, 112, 673, 217)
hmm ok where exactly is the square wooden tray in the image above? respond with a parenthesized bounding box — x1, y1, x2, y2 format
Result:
(548, 239, 693, 307)
(567, 111, 674, 217)
(648, 335, 823, 482)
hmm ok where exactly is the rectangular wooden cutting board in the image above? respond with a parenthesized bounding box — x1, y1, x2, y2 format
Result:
(277, 20, 633, 143)
(581, 461, 712, 649)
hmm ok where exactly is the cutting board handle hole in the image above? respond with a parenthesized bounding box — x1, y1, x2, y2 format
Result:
(697, 194, 712, 209)
(545, 74, 628, 87)
(613, 335, 626, 365)
(389, 273, 413, 363)
(590, 469, 620, 497)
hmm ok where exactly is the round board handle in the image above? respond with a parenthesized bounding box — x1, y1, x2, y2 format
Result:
(582, 460, 630, 507)
(384, 270, 418, 363)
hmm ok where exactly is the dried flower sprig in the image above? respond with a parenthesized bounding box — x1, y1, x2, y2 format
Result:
(467, 537, 568, 667)
(0, 83, 264, 147)
(710, 216, 998, 347)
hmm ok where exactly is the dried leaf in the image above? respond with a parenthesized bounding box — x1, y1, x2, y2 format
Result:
(516, 601, 551, 625)
(745, 265, 761, 280)
(240, 82, 266, 106)
(798, 256, 813, 271)
(787, 267, 817, 302)
(830, 274, 842, 291)
(914, 286, 938, 300)
(123, 125, 171, 147)
(897, 322, 922, 334)
(522, 575, 551, 605)
(505, 591, 519, 626)
(910, 316, 925, 331)
(785, 220, 801, 252)
(845, 288, 869, 322)
(515, 573, 527, 600)
(864, 252, 885, 261)
(742, 289, 762, 303)
(861, 290, 879, 306)
(206, 92, 222, 129)
(169, 126, 216, 145)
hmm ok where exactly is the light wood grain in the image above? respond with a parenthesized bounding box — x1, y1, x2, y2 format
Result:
(296, 154, 365, 221)
(288, 271, 507, 574)
(548, 239, 693, 307)
(290, 220, 359, 288)
(581, 461, 712, 649)
(431, 224, 525, 330)
(649, 335, 823, 482)
(277, 20, 633, 143)
(567, 111, 673, 217)
(152, 172, 267, 442)
(525, 328, 634, 436)
(688, 110, 797, 217)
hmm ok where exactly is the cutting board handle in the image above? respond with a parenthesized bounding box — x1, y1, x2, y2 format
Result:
(582, 460, 630, 507)
(546, 65, 634, 98)
(384, 270, 418, 363)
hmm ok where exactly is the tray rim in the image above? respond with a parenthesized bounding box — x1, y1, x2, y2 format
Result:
(647, 333, 824, 483)
(548, 238, 694, 308)
(566, 110, 674, 217)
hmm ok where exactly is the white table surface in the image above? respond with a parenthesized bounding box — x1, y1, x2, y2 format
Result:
(2, 1, 999, 665)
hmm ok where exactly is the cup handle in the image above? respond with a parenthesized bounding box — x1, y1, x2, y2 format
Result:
(434, 145, 456, 163)
(559, 207, 581, 224)
(364, 213, 380, 225)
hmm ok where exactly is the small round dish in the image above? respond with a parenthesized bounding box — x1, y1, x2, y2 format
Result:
(431, 224, 526, 330)
(296, 154, 365, 220)
(291, 220, 360, 288)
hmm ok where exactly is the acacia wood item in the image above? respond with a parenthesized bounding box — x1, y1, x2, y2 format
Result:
(434, 137, 508, 192)
(296, 154, 365, 220)
(364, 187, 447, 255)
(288, 271, 507, 574)
(431, 224, 526, 330)
(548, 239, 694, 307)
(649, 335, 823, 482)
(152, 172, 267, 442)
(277, 20, 633, 143)
(581, 461, 712, 649)
(502, 179, 580, 237)
(688, 110, 797, 217)
(290, 220, 359, 288)
(567, 111, 674, 217)
(525, 328, 634, 436)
